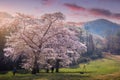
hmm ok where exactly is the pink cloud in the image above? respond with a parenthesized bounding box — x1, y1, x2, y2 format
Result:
(34, 6, 42, 13)
(112, 13, 120, 19)
(41, 0, 56, 6)
(89, 8, 120, 19)
(89, 8, 112, 17)
(64, 3, 120, 20)
(64, 3, 86, 11)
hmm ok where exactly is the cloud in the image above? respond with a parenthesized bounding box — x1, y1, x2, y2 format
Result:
(89, 8, 120, 19)
(41, 0, 56, 6)
(99, 0, 120, 2)
(64, 3, 86, 11)
(112, 13, 120, 19)
(34, 6, 42, 13)
(64, 3, 120, 19)
(89, 8, 112, 16)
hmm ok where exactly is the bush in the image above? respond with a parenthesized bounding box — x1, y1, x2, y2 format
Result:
(17, 69, 30, 74)
(78, 57, 90, 63)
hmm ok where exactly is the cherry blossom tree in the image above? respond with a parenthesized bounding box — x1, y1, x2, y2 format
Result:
(4, 12, 86, 74)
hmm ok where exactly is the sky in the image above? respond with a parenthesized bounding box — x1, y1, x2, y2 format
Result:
(0, 0, 120, 23)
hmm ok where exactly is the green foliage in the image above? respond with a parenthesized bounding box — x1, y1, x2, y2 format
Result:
(78, 57, 90, 63)
(106, 31, 120, 55)
(80, 50, 103, 62)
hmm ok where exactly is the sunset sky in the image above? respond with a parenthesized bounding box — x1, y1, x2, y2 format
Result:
(0, 0, 120, 23)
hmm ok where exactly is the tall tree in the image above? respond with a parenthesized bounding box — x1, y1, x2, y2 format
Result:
(4, 12, 87, 74)
(106, 31, 120, 54)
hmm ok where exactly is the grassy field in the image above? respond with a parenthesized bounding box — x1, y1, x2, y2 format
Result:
(0, 57, 120, 80)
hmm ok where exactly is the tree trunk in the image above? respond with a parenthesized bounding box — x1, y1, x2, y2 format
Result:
(55, 59, 60, 73)
(31, 55, 38, 74)
(36, 64, 39, 73)
(31, 65, 39, 74)
(31, 67, 36, 74)
(46, 68, 49, 73)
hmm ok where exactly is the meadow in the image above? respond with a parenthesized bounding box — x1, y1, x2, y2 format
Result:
(0, 57, 120, 80)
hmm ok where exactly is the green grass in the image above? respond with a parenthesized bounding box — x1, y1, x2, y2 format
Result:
(84, 58, 120, 74)
(0, 58, 120, 80)
(60, 58, 120, 74)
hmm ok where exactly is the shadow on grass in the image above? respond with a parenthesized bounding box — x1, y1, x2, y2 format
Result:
(58, 71, 94, 73)
(10, 72, 91, 80)
(17, 69, 30, 74)
(35, 73, 90, 80)
(69, 64, 80, 69)
(0, 70, 94, 80)
(0, 71, 8, 74)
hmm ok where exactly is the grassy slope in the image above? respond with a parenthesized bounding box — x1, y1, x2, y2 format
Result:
(61, 58, 120, 74)
(0, 56, 120, 80)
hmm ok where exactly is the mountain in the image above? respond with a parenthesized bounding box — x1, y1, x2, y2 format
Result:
(0, 12, 13, 19)
(84, 19, 120, 37)
(66, 22, 85, 27)
(0, 12, 13, 27)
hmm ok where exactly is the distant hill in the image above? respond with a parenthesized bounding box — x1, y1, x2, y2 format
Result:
(0, 12, 13, 19)
(0, 12, 13, 27)
(84, 19, 120, 37)
(66, 22, 84, 27)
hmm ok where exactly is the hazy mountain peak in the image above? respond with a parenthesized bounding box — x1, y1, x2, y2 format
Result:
(66, 21, 85, 27)
(0, 12, 13, 19)
(84, 19, 120, 37)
